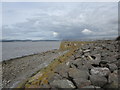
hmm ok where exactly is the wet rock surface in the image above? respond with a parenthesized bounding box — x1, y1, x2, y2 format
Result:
(44, 40, 119, 89)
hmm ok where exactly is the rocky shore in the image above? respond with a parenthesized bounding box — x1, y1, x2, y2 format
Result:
(47, 40, 119, 89)
(2, 49, 67, 88)
(2, 40, 119, 89)
(22, 40, 119, 89)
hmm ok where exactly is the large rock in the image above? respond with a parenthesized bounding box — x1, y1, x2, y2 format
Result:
(71, 59, 90, 70)
(55, 63, 69, 78)
(90, 75, 107, 87)
(108, 63, 117, 72)
(101, 57, 117, 63)
(50, 79, 75, 88)
(77, 65, 89, 71)
(85, 54, 101, 66)
(73, 78, 91, 88)
(90, 50, 99, 55)
(68, 68, 89, 79)
(105, 70, 118, 88)
(99, 60, 108, 67)
(90, 67, 110, 77)
(72, 59, 83, 66)
(94, 54, 101, 61)
(48, 73, 62, 83)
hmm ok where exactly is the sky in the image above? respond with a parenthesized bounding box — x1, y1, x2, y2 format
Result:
(2, 2, 118, 40)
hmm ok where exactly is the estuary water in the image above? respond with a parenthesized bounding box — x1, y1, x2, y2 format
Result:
(2, 41, 61, 61)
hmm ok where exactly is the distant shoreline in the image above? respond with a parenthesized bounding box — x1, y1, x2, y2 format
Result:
(1, 40, 61, 42)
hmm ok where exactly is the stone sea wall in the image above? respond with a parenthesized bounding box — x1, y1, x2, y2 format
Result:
(20, 40, 119, 89)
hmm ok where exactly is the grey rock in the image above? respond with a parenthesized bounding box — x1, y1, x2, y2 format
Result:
(50, 79, 75, 88)
(90, 50, 99, 55)
(107, 70, 118, 88)
(104, 70, 118, 88)
(83, 49, 91, 53)
(70, 63, 77, 68)
(99, 60, 108, 67)
(73, 78, 91, 88)
(101, 50, 112, 57)
(55, 64, 69, 78)
(77, 65, 89, 71)
(82, 85, 95, 88)
(108, 63, 117, 72)
(90, 75, 107, 87)
(101, 57, 117, 63)
(74, 53, 81, 59)
(94, 54, 101, 61)
(82, 85, 101, 88)
(48, 73, 62, 83)
(68, 68, 89, 79)
(84, 52, 90, 56)
(90, 67, 110, 77)
(72, 59, 83, 66)
(89, 60, 100, 66)
(104, 82, 118, 88)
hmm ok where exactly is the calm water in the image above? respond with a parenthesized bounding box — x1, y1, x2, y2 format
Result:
(2, 41, 61, 61)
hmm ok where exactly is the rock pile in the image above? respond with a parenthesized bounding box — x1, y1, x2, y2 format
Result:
(35, 40, 119, 89)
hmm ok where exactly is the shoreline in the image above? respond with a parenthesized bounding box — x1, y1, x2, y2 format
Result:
(2, 40, 119, 88)
(22, 40, 119, 88)
(2, 41, 61, 61)
(2, 49, 67, 88)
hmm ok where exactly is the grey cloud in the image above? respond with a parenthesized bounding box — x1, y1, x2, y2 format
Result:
(2, 2, 118, 40)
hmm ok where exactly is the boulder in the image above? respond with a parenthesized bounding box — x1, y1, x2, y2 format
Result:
(86, 55, 101, 66)
(94, 54, 101, 61)
(90, 67, 110, 77)
(68, 68, 89, 80)
(99, 60, 108, 67)
(73, 78, 91, 88)
(90, 50, 99, 55)
(55, 64, 69, 78)
(77, 65, 89, 71)
(106, 70, 118, 88)
(50, 79, 75, 88)
(101, 57, 117, 63)
(48, 73, 62, 83)
(108, 63, 117, 72)
(72, 59, 83, 66)
(90, 75, 107, 87)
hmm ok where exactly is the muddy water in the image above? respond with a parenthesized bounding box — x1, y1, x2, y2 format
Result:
(2, 41, 61, 61)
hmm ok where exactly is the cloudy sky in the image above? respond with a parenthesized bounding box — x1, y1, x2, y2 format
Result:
(2, 2, 118, 40)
